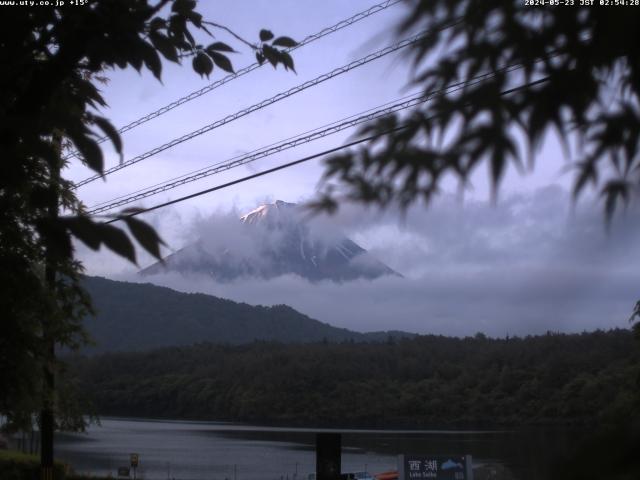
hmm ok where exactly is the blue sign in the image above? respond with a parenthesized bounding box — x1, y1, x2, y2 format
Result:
(398, 455, 472, 480)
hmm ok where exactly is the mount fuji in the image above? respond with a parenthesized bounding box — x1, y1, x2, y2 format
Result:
(141, 200, 400, 282)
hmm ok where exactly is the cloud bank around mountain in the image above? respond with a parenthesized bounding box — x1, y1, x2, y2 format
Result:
(86, 185, 640, 337)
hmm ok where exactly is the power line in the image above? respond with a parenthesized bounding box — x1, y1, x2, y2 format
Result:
(87, 91, 426, 212)
(89, 94, 427, 214)
(73, 29, 431, 188)
(63, 0, 403, 161)
(103, 131, 399, 224)
(74, 22, 461, 189)
(90, 59, 532, 211)
(102, 76, 551, 225)
(88, 65, 520, 215)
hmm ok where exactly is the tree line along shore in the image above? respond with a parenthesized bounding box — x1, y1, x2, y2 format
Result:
(68, 329, 639, 428)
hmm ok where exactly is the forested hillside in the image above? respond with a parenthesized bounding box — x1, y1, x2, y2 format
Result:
(69, 329, 639, 427)
(81, 276, 412, 352)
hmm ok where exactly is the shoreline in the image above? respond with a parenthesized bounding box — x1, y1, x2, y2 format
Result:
(81, 414, 591, 436)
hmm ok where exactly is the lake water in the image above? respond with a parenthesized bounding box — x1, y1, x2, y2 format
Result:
(54, 418, 583, 480)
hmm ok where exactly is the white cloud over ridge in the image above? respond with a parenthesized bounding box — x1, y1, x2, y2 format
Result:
(92, 185, 640, 337)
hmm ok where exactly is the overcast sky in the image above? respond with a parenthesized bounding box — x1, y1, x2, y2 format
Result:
(70, 0, 639, 337)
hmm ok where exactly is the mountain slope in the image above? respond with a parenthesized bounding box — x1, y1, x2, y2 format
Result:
(81, 276, 411, 353)
(141, 200, 400, 282)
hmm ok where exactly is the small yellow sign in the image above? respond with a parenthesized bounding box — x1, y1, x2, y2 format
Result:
(130, 453, 139, 468)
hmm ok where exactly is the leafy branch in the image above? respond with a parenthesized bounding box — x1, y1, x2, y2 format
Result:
(315, 1, 640, 224)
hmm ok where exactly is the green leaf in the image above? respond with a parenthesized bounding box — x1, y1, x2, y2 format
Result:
(572, 159, 598, 200)
(186, 11, 202, 28)
(68, 131, 103, 174)
(182, 24, 196, 47)
(62, 216, 102, 250)
(169, 14, 186, 39)
(143, 42, 163, 79)
(262, 44, 279, 67)
(259, 29, 274, 42)
(127, 45, 144, 71)
(92, 116, 122, 155)
(62, 217, 135, 263)
(98, 224, 137, 264)
(150, 31, 179, 63)
(601, 179, 630, 226)
(272, 36, 298, 48)
(192, 51, 213, 78)
(209, 51, 234, 73)
(36, 218, 73, 260)
(114, 56, 127, 69)
(255, 52, 265, 65)
(149, 17, 166, 31)
(122, 216, 166, 260)
(121, 207, 146, 214)
(171, 0, 196, 14)
(169, 14, 194, 47)
(207, 41, 235, 53)
(280, 51, 295, 72)
(73, 78, 107, 108)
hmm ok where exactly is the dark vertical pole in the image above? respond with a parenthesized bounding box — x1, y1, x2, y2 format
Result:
(316, 433, 341, 480)
(41, 134, 60, 480)
(40, 260, 56, 479)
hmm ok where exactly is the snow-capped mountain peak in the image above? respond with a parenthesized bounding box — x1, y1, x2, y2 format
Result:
(240, 200, 297, 225)
(141, 200, 400, 282)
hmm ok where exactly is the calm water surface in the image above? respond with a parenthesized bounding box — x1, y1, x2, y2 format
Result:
(54, 418, 583, 480)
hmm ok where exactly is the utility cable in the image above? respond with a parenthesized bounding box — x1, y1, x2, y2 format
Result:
(89, 64, 521, 215)
(74, 21, 461, 189)
(87, 90, 426, 212)
(103, 132, 396, 224)
(89, 93, 427, 214)
(63, 0, 403, 161)
(90, 58, 536, 211)
(102, 76, 551, 224)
